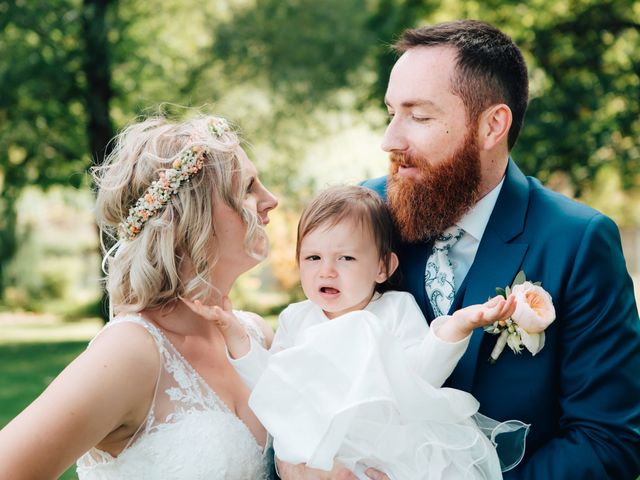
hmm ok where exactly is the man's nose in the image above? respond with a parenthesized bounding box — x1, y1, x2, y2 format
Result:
(381, 117, 408, 153)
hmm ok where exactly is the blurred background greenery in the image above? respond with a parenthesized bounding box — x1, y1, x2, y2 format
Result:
(1, 0, 639, 478)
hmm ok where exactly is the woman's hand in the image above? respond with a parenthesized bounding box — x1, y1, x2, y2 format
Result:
(182, 296, 251, 358)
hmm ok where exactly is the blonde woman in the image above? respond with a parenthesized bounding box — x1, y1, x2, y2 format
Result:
(0, 114, 278, 479)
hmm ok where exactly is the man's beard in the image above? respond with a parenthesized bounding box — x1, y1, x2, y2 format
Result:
(387, 132, 481, 243)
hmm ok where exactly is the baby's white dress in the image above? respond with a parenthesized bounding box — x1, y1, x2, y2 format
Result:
(231, 291, 528, 479)
(76, 313, 273, 480)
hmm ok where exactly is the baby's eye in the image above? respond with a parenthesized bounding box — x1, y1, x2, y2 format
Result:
(339, 256, 356, 261)
(305, 255, 320, 261)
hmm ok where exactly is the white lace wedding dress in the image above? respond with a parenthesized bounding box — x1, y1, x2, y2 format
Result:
(76, 313, 273, 480)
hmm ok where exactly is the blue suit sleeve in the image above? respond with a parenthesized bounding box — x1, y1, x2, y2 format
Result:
(505, 214, 640, 479)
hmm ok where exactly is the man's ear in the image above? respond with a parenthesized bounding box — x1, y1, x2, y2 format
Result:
(376, 252, 400, 283)
(478, 104, 511, 151)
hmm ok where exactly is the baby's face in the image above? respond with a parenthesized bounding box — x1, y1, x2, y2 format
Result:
(298, 220, 388, 319)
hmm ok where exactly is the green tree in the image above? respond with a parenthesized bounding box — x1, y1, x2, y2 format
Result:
(0, 0, 90, 295)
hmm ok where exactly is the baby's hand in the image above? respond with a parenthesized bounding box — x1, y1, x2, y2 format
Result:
(454, 294, 516, 329)
(438, 295, 516, 342)
(182, 296, 250, 358)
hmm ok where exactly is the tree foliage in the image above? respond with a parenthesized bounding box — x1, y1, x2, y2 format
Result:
(0, 0, 638, 304)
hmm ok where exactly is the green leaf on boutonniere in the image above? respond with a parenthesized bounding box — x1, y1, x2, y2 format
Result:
(496, 287, 506, 298)
(533, 281, 542, 286)
(512, 270, 526, 287)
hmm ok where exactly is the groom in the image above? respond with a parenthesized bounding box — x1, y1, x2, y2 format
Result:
(363, 20, 640, 478)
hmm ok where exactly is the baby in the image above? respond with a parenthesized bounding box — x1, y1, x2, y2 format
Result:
(187, 185, 527, 479)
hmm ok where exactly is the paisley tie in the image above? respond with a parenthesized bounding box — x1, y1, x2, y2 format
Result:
(425, 226, 464, 317)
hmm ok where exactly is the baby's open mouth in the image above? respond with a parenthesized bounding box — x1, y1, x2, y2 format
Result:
(320, 287, 340, 294)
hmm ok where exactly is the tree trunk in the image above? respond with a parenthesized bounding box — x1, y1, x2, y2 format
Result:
(82, 0, 116, 321)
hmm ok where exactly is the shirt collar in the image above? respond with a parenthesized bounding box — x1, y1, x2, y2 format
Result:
(456, 177, 505, 242)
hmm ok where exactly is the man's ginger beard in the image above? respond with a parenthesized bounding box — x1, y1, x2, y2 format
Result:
(387, 131, 481, 243)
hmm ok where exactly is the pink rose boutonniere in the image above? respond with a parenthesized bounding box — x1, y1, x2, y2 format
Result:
(484, 271, 556, 363)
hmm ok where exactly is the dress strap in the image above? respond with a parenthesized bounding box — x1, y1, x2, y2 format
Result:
(235, 310, 266, 347)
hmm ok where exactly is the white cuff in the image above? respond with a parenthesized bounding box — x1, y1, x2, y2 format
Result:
(226, 335, 270, 390)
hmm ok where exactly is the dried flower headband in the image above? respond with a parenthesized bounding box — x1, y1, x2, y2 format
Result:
(118, 117, 231, 241)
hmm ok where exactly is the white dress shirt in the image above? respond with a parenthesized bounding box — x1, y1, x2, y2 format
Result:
(449, 177, 505, 292)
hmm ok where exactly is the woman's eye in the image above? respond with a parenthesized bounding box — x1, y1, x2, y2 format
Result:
(246, 178, 255, 194)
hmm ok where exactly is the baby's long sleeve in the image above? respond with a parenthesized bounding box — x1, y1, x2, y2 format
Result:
(404, 316, 471, 388)
(228, 306, 297, 390)
(368, 291, 470, 388)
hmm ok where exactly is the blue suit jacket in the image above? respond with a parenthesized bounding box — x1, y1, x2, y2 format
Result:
(363, 159, 640, 479)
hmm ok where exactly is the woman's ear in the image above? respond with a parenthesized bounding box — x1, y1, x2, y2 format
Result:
(478, 104, 512, 151)
(376, 252, 399, 283)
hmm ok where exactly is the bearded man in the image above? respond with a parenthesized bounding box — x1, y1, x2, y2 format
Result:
(363, 20, 640, 479)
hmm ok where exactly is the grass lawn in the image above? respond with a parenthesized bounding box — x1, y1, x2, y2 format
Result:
(1, 341, 88, 479)
(0, 314, 101, 480)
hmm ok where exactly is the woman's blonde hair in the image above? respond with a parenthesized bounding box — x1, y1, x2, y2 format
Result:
(93, 114, 265, 314)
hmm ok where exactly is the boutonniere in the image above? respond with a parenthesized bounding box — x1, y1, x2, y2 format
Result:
(484, 271, 556, 364)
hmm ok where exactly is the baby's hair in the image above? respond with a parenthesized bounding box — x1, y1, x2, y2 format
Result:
(296, 185, 401, 293)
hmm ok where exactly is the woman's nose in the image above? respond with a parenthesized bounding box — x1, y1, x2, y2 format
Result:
(260, 187, 278, 213)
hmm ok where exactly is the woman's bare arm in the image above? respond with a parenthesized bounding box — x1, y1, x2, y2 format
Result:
(0, 322, 160, 480)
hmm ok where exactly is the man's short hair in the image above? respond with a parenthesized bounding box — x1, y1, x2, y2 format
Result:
(394, 20, 529, 150)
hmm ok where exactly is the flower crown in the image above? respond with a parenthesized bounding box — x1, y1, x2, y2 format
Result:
(118, 117, 231, 241)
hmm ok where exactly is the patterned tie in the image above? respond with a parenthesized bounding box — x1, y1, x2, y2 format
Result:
(425, 226, 464, 317)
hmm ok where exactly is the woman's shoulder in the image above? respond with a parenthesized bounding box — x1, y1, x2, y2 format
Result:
(88, 315, 162, 376)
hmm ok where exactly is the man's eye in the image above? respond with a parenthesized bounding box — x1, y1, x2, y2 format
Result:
(412, 116, 432, 123)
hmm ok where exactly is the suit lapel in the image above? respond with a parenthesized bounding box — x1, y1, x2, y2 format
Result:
(398, 240, 434, 321)
(448, 159, 531, 392)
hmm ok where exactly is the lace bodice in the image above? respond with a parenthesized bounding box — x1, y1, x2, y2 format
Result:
(76, 313, 273, 479)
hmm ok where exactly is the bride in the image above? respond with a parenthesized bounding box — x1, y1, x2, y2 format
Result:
(0, 113, 279, 479)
